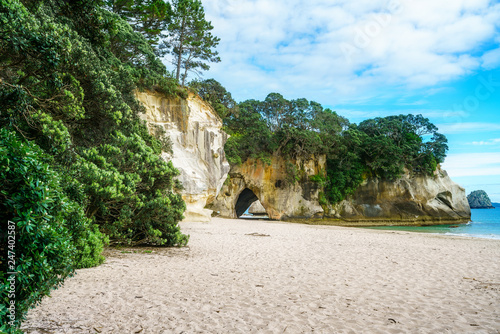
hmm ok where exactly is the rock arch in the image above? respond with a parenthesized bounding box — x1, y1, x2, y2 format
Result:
(235, 188, 259, 217)
(208, 156, 326, 220)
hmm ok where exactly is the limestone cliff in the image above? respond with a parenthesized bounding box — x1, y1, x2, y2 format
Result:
(208, 156, 326, 220)
(334, 167, 471, 224)
(210, 156, 471, 224)
(136, 90, 230, 222)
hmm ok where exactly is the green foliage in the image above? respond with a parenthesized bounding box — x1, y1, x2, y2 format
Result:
(223, 93, 348, 164)
(285, 161, 301, 186)
(189, 78, 239, 119)
(324, 126, 368, 204)
(107, 0, 173, 56)
(0, 129, 105, 332)
(318, 192, 328, 207)
(223, 99, 276, 164)
(221, 90, 448, 204)
(309, 173, 327, 187)
(77, 131, 187, 245)
(166, 0, 221, 85)
(0, 0, 187, 248)
(357, 114, 448, 179)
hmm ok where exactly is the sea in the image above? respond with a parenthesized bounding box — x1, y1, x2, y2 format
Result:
(367, 207, 500, 240)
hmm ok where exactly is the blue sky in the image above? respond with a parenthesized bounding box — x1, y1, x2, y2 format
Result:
(191, 0, 500, 201)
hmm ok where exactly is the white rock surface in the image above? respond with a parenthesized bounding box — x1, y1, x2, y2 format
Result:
(136, 90, 230, 222)
(335, 166, 471, 223)
(248, 200, 267, 215)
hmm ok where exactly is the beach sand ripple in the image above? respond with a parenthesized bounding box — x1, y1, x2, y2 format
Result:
(23, 218, 500, 333)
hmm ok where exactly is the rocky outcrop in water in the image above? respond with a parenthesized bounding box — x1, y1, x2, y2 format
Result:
(467, 190, 495, 209)
(333, 167, 471, 224)
(136, 90, 230, 222)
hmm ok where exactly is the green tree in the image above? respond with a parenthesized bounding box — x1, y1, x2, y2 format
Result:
(189, 78, 238, 119)
(0, 129, 105, 332)
(224, 93, 348, 162)
(325, 126, 368, 204)
(224, 99, 276, 165)
(0, 0, 186, 247)
(106, 0, 172, 55)
(166, 0, 220, 85)
(358, 114, 448, 179)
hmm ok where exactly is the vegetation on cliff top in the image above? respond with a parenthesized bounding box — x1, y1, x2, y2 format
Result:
(467, 190, 495, 209)
(194, 81, 449, 205)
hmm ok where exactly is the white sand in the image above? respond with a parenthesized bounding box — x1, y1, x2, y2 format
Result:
(23, 218, 500, 333)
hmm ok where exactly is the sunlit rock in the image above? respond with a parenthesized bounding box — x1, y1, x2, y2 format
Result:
(136, 90, 230, 222)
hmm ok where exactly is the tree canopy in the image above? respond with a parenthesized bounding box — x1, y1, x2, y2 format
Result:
(166, 0, 220, 85)
(106, 0, 172, 56)
(219, 91, 448, 204)
(189, 78, 239, 119)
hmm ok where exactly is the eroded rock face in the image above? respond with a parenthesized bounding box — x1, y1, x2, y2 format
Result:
(211, 157, 470, 224)
(334, 167, 471, 224)
(136, 90, 230, 222)
(209, 156, 326, 220)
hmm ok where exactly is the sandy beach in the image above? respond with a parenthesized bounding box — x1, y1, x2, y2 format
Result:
(23, 217, 500, 333)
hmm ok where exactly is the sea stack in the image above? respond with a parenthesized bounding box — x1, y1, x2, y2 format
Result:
(467, 190, 495, 209)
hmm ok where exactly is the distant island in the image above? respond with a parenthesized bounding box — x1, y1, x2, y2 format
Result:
(467, 190, 495, 209)
(493, 202, 500, 208)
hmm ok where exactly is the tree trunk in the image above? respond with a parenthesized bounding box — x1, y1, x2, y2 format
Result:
(181, 49, 193, 86)
(176, 17, 186, 83)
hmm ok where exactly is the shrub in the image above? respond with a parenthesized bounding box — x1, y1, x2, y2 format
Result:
(0, 129, 105, 332)
(0, 0, 187, 248)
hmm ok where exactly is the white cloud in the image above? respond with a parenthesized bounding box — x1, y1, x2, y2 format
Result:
(199, 0, 500, 103)
(442, 152, 500, 177)
(470, 138, 500, 145)
(436, 122, 500, 134)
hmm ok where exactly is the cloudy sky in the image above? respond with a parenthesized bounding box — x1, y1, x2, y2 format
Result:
(192, 0, 500, 201)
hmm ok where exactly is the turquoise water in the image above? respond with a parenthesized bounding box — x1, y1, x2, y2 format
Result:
(366, 208, 500, 240)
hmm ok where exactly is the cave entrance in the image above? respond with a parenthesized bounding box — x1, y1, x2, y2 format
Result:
(235, 188, 259, 218)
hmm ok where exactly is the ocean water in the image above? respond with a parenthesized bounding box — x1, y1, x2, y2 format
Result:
(366, 208, 500, 240)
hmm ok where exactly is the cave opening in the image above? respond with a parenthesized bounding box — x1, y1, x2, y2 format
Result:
(235, 188, 259, 218)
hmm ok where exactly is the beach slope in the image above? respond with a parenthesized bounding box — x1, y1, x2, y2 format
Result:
(23, 218, 499, 333)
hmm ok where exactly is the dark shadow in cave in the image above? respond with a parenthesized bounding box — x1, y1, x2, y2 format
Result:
(235, 188, 259, 218)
